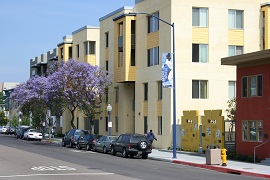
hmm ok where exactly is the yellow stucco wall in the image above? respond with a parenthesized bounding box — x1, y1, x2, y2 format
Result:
(134, 0, 261, 149)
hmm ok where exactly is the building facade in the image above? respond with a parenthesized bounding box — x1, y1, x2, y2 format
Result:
(222, 49, 270, 160)
(99, 0, 264, 149)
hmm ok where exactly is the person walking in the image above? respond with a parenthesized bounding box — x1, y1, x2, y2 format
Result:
(147, 129, 157, 145)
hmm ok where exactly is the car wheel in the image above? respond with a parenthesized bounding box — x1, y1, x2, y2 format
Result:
(92, 145, 96, 152)
(142, 154, 148, 159)
(103, 146, 107, 154)
(122, 148, 128, 158)
(86, 144, 90, 151)
(68, 141, 73, 148)
(138, 140, 148, 150)
(62, 140, 66, 147)
(111, 146, 116, 156)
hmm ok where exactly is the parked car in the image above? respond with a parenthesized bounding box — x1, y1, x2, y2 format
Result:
(5, 127, 15, 135)
(23, 129, 42, 141)
(92, 135, 118, 154)
(62, 129, 88, 148)
(76, 134, 100, 151)
(15, 126, 30, 139)
(1, 126, 9, 134)
(110, 133, 152, 159)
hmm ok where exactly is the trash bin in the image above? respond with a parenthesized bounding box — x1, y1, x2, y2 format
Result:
(205, 145, 221, 165)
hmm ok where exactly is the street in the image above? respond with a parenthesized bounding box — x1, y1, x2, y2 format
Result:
(0, 134, 261, 180)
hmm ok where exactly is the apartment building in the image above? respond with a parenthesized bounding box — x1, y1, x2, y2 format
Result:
(57, 26, 100, 134)
(99, 0, 263, 149)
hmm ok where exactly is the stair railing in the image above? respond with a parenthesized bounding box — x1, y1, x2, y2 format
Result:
(254, 139, 270, 163)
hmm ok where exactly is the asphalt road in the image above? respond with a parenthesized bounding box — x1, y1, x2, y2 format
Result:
(0, 134, 261, 180)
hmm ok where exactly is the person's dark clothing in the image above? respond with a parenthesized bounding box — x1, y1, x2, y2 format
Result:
(147, 131, 157, 144)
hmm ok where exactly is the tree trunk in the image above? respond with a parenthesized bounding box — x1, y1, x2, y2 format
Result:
(70, 109, 76, 129)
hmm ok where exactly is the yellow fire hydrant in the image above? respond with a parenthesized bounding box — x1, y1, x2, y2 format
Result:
(221, 148, 227, 166)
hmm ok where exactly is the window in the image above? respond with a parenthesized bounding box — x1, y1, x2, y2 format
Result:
(228, 46, 243, 56)
(84, 41, 95, 55)
(144, 116, 148, 134)
(76, 44, 79, 58)
(192, 80, 207, 99)
(131, 49, 135, 66)
(242, 120, 262, 142)
(148, 47, 159, 66)
(106, 60, 108, 75)
(148, 12, 159, 33)
(105, 88, 108, 103)
(60, 48, 64, 59)
(242, 75, 262, 97)
(144, 83, 148, 101)
(157, 81, 162, 100)
(115, 116, 118, 132)
(115, 86, 119, 103)
(192, 44, 208, 62)
(68, 47, 72, 59)
(228, 10, 243, 29)
(158, 116, 162, 135)
(228, 81, 236, 100)
(118, 51, 123, 67)
(192, 7, 208, 27)
(106, 117, 108, 132)
(105, 32, 109, 48)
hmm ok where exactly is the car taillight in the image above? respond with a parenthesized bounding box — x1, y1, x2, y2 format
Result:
(149, 145, 152, 150)
(92, 139, 96, 144)
(29, 134, 33, 136)
(39, 134, 42, 136)
(128, 144, 131, 149)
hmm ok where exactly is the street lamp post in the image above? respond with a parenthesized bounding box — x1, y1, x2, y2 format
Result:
(107, 103, 112, 136)
(19, 111, 22, 126)
(129, 11, 177, 158)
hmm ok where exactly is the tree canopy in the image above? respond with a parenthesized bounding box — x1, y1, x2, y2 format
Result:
(11, 59, 111, 129)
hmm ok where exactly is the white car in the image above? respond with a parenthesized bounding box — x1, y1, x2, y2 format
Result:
(1, 126, 8, 134)
(23, 129, 42, 141)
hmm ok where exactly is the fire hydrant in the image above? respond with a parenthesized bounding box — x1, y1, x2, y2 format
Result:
(221, 148, 227, 166)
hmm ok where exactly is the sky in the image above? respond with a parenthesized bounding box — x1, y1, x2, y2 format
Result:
(0, 0, 135, 83)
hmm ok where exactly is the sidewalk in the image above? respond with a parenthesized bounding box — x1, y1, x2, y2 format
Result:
(42, 138, 270, 179)
(149, 149, 270, 179)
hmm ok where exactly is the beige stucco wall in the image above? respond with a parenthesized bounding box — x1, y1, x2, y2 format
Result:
(99, 7, 135, 136)
(134, 0, 262, 149)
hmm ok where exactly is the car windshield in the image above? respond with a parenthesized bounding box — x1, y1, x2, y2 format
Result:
(109, 136, 118, 141)
(130, 135, 147, 143)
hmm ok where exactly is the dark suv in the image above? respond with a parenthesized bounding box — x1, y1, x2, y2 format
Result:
(110, 133, 152, 159)
(62, 129, 88, 148)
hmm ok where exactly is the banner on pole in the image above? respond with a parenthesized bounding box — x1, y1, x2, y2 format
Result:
(162, 52, 173, 88)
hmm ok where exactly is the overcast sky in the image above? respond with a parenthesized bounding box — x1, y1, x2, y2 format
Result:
(0, 0, 135, 83)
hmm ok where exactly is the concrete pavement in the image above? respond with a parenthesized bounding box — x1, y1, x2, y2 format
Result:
(148, 149, 270, 179)
(43, 138, 270, 179)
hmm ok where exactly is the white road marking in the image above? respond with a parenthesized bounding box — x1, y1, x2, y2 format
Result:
(69, 150, 95, 153)
(0, 172, 114, 178)
(31, 166, 76, 171)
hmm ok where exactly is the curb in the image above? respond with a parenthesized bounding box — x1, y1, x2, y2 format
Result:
(148, 156, 270, 179)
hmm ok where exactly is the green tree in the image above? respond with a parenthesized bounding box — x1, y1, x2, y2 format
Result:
(225, 97, 236, 141)
(0, 92, 5, 108)
(11, 115, 19, 127)
(0, 111, 9, 126)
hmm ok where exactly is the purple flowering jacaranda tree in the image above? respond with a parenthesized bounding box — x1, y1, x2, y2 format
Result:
(48, 59, 111, 129)
(11, 76, 48, 128)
